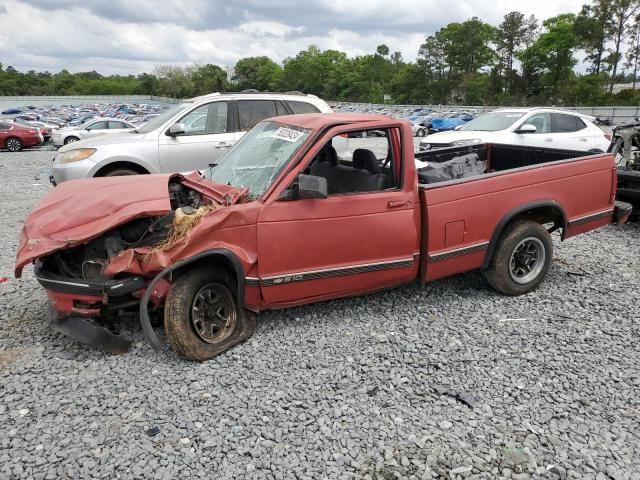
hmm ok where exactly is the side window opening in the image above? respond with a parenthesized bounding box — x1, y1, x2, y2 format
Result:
(551, 113, 580, 133)
(523, 113, 551, 134)
(179, 102, 228, 135)
(87, 121, 107, 130)
(306, 128, 401, 195)
(238, 100, 278, 131)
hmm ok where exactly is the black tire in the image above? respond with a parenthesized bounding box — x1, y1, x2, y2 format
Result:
(5, 137, 23, 152)
(484, 220, 553, 296)
(164, 267, 256, 361)
(103, 168, 139, 177)
(64, 136, 79, 145)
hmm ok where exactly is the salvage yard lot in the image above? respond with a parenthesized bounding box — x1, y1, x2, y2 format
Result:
(1, 147, 639, 479)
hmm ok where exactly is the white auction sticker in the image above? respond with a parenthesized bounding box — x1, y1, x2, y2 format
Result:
(272, 127, 304, 142)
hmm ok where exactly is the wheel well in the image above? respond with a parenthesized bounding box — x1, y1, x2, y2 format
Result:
(170, 251, 245, 302)
(482, 203, 566, 270)
(94, 162, 149, 177)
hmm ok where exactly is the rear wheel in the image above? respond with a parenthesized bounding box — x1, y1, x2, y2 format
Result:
(64, 136, 79, 145)
(360, 131, 368, 138)
(484, 220, 553, 296)
(164, 267, 256, 361)
(417, 129, 426, 137)
(6, 137, 22, 152)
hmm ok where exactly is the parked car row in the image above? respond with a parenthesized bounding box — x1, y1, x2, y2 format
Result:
(0, 102, 172, 150)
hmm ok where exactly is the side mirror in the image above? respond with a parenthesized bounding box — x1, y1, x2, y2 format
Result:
(167, 122, 186, 136)
(280, 174, 328, 200)
(516, 124, 537, 134)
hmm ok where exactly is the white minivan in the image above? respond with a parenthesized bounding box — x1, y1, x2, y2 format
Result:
(50, 92, 334, 185)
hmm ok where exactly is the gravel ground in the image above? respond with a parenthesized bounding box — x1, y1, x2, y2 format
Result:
(1, 146, 639, 480)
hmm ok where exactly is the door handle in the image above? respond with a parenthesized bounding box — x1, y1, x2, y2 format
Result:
(388, 200, 410, 209)
(215, 142, 232, 149)
(579, 138, 589, 142)
(544, 138, 553, 142)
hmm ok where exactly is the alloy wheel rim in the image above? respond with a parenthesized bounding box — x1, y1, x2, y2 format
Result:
(191, 283, 236, 344)
(509, 237, 546, 285)
(7, 139, 20, 151)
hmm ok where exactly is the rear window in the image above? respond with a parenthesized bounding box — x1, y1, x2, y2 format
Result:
(287, 100, 321, 114)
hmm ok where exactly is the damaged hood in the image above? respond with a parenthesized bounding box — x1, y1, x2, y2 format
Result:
(15, 173, 247, 277)
(15, 175, 171, 277)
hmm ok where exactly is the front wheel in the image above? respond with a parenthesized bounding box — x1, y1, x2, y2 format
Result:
(417, 129, 426, 137)
(6, 137, 23, 152)
(360, 131, 368, 138)
(103, 168, 138, 177)
(484, 220, 553, 296)
(164, 268, 256, 361)
(64, 136, 79, 145)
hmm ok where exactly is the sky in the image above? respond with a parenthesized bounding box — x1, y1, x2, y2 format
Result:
(0, 0, 588, 75)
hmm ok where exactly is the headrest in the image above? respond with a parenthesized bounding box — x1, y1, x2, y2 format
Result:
(352, 149, 380, 174)
(316, 144, 338, 166)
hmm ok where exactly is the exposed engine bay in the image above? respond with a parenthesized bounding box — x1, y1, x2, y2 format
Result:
(39, 179, 210, 281)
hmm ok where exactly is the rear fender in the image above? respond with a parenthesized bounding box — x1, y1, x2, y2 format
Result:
(482, 200, 567, 270)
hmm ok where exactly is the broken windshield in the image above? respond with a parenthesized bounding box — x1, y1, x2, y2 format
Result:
(203, 121, 311, 199)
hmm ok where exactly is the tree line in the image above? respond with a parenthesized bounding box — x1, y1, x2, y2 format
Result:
(1, 0, 638, 106)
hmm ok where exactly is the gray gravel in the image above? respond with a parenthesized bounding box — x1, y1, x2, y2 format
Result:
(1, 146, 640, 480)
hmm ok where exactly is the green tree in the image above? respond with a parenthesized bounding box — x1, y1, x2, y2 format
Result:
(575, 1, 614, 75)
(495, 12, 538, 94)
(624, 14, 640, 88)
(190, 64, 228, 95)
(376, 44, 390, 56)
(232, 56, 282, 91)
(606, 0, 640, 91)
(438, 17, 496, 73)
(519, 14, 578, 102)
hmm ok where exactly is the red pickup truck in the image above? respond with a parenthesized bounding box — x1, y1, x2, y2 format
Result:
(15, 114, 631, 360)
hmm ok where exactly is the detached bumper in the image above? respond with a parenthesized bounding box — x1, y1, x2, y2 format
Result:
(47, 305, 131, 353)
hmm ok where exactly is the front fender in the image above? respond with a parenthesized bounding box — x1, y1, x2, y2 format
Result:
(88, 154, 159, 176)
(139, 248, 252, 352)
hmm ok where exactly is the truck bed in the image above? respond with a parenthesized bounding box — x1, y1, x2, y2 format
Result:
(416, 143, 616, 282)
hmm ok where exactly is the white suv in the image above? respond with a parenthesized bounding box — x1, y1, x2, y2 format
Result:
(418, 108, 611, 153)
(50, 92, 333, 184)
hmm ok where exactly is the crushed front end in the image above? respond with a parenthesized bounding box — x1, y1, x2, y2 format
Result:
(16, 173, 248, 353)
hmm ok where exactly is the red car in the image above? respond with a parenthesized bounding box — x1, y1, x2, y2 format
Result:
(15, 114, 631, 360)
(0, 121, 43, 151)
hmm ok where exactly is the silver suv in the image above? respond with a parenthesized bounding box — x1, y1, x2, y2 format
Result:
(50, 92, 333, 184)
